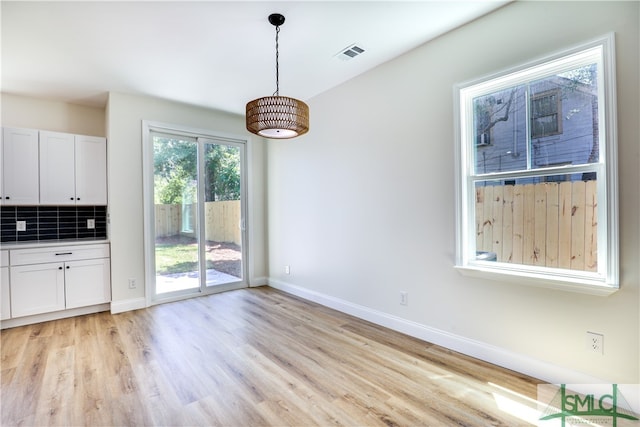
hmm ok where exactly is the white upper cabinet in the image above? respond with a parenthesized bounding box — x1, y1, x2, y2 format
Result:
(39, 131, 107, 205)
(75, 135, 107, 205)
(1, 127, 40, 205)
(39, 131, 76, 205)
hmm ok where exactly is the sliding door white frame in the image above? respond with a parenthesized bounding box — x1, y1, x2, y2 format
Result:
(142, 120, 249, 306)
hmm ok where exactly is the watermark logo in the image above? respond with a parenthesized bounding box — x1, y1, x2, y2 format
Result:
(538, 384, 639, 426)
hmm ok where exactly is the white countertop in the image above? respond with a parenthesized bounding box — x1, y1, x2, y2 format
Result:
(0, 239, 109, 250)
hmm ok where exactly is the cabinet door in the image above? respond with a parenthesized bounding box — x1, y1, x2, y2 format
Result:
(1, 267, 10, 320)
(64, 258, 111, 309)
(0, 130, 3, 204)
(1, 128, 39, 205)
(75, 135, 107, 205)
(10, 263, 65, 317)
(39, 131, 76, 205)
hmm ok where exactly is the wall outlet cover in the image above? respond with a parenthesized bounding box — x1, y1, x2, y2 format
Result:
(400, 291, 408, 305)
(586, 331, 604, 355)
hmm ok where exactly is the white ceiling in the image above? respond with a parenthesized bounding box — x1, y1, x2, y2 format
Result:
(1, 1, 508, 116)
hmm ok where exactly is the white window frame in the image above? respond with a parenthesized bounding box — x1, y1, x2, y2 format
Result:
(454, 34, 619, 295)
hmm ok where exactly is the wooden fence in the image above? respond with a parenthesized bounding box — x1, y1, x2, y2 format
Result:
(155, 201, 242, 245)
(475, 181, 597, 271)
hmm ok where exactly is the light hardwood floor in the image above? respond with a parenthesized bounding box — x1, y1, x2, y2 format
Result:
(1, 287, 543, 426)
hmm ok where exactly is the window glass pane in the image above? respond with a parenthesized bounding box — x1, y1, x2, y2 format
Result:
(203, 142, 243, 287)
(473, 173, 597, 271)
(531, 64, 599, 168)
(153, 136, 201, 295)
(473, 63, 600, 175)
(473, 85, 528, 174)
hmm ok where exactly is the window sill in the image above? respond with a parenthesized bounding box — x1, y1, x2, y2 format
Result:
(455, 264, 619, 296)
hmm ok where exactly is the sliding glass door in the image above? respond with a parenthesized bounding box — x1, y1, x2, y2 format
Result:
(152, 133, 200, 295)
(148, 128, 246, 301)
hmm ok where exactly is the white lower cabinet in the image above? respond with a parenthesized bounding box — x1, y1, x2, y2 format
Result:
(7, 243, 110, 320)
(1, 268, 9, 320)
(11, 262, 66, 317)
(64, 258, 111, 309)
(1, 250, 10, 320)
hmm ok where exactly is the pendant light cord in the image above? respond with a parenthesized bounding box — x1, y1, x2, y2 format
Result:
(273, 25, 280, 96)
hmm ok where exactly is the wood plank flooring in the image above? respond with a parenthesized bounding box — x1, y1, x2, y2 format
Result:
(1, 287, 543, 426)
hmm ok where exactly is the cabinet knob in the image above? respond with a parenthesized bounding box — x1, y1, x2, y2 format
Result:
(66, 266, 70, 269)
(70, 197, 75, 200)
(77, 197, 80, 201)
(58, 266, 63, 270)
(5, 196, 10, 200)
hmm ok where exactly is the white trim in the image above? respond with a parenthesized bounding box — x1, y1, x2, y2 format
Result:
(268, 279, 612, 386)
(149, 281, 247, 307)
(246, 135, 259, 287)
(455, 265, 617, 296)
(249, 276, 268, 287)
(141, 121, 155, 308)
(453, 33, 619, 293)
(601, 33, 619, 290)
(141, 120, 250, 306)
(456, 33, 616, 97)
(110, 297, 146, 314)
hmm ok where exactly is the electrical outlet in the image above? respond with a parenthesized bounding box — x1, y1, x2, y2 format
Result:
(16, 221, 26, 231)
(128, 278, 137, 289)
(87, 219, 95, 229)
(400, 291, 408, 306)
(284, 265, 290, 275)
(586, 331, 604, 354)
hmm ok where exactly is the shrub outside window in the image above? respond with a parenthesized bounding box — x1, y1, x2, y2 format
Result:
(454, 34, 618, 295)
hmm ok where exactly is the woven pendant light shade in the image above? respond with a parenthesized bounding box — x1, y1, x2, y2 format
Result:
(246, 95, 309, 139)
(246, 13, 309, 140)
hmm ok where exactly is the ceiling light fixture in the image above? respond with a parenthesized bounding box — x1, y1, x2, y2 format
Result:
(246, 13, 309, 139)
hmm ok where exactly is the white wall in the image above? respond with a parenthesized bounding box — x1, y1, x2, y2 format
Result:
(106, 92, 267, 308)
(1, 93, 105, 136)
(267, 1, 639, 384)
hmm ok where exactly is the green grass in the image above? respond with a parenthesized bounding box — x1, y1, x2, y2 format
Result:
(155, 239, 241, 277)
(155, 243, 202, 275)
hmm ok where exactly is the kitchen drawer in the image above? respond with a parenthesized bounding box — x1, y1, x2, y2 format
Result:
(10, 244, 109, 266)
(0, 251, 8, 268)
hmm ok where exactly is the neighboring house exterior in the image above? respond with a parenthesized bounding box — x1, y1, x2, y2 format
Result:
(474, 72, 598, 182)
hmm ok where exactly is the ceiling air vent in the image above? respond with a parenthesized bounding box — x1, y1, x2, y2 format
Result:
(336, 44, 366, 61)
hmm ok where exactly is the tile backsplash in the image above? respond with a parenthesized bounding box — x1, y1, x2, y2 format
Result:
(0, 206, 107, 243)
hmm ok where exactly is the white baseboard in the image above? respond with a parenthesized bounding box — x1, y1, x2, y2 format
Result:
(110, 297, 147, 314)
(268, 278, 608, 386)
(249, 276, 268, 287)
